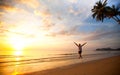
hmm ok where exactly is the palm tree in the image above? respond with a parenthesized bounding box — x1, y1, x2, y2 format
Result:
(91, 0, 107, 22)
(111, 5, 120, 24)
(91, 0, 120, 24)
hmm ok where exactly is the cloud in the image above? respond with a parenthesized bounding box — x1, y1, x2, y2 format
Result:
(67, 0, 78, 3)
(0, 0, 41, 37)
(0, 22, 10, 33)
(47, 30, 72, 37)
(0, 0, 40, 13)
(34, 10, 51, 17)
(83, 25, 120, 41)
(40, 18, 55, 30)
(45, 25, 82, 37)
(16, 0, 40, 9)
(85, 30, 120, 40)
(0, 5, 20, 13)
(0, 0, 18, 12)
(68, 5, 81, 16)
(0, 12, 5, 16)
(0, 22, 34, 37)
(0, 0, 47, 38)
(0, 0, 14, 6)
(34, 9, 55, 30)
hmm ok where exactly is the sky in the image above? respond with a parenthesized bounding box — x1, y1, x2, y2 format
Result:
(0, 0, 120, 55)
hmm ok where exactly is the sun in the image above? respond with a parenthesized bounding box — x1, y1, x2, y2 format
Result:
(8, 34, 32, 51)
(11, 36, 26, 51)
(14, 51, 22, 56)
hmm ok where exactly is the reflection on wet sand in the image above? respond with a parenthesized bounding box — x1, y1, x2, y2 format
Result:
(12, 57, 21, 75)
(0, 52, 22, 75)
(0, 62, 5, 75)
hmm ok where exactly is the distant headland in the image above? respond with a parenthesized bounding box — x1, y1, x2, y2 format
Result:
(96, 48, 120, 51)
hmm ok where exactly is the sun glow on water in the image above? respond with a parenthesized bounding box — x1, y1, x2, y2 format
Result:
(14, 51, 22, 56)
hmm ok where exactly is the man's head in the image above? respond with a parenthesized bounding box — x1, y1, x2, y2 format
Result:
(79, 44, 81, 47)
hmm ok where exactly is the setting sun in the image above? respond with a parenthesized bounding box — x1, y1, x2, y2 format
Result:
(8, 34, 33, 51)
(14, 51, 22, 56)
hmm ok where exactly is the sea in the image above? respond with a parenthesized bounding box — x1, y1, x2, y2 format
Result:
(0, 50, 120, 75)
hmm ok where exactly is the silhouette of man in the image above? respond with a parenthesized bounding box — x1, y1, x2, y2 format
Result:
(74, 42, 87, 59)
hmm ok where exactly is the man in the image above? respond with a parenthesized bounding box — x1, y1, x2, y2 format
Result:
(74, 42, 87, 59)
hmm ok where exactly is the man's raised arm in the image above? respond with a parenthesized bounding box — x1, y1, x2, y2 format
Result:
(81, 42, 87, 46)
(74, 42, 79, 47)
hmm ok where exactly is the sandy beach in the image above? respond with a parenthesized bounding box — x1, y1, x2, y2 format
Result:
(21, 55, 120, 75)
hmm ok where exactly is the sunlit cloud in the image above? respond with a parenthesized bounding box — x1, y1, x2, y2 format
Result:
(34, 9, 54, 30)
(46, 25, 81, 37)
(0, 5, 19, 13)
(0, 11, 5, 16)
(67, 0, 78, 3)
(34, 10, 51, 17)
(15, 0, 40, 9)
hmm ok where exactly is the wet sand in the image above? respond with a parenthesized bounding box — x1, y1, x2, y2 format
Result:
(21, 55, 120, 75)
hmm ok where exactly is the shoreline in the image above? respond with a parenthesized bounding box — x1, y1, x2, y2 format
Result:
(20, 55, 120, 75)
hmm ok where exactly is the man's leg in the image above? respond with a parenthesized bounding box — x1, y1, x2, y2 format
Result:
(80, 54, 82, 59)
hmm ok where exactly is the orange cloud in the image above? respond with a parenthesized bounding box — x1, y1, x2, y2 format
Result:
(0, 12, 5, 15)
(0, 5, 20, 13)
(16, 0, 40, 9)
(34, 10, 51, 17)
